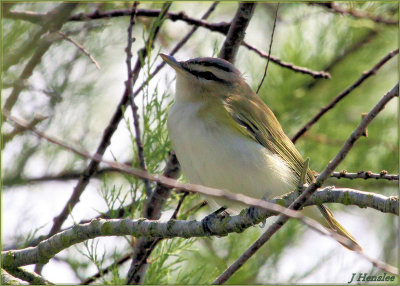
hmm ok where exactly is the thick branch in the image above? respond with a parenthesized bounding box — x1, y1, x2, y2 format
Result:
(2, 186, 397, 270)
(219, 3, 256, 63)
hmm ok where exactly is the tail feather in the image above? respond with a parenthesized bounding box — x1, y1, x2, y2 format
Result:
(318, 205, 362, 251)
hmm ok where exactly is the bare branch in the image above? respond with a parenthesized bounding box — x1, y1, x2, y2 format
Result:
(125, 2, 153, 198)
(82, 254, 132, 285)
(331, 170, 398, 181)
(2, 114, 47, 150)
(292, 48, 399, 143)
(58, 31, 101, 70)
(3, 184, 398, 275)
(213, 83, 399, 284)
(219, 3, 256, 63)
(243, 42, 331, 79)
(4, 6, 331, 79)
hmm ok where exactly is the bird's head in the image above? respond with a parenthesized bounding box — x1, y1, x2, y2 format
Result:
(160, 54, 247, 101)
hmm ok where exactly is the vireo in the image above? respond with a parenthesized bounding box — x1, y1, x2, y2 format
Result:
(160, 53, 360, 250)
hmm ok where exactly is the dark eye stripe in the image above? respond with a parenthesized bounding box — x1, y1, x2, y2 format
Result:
(183, 67, 229, 84)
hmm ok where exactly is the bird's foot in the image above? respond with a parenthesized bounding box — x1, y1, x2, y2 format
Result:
(202, 207, 228, 235)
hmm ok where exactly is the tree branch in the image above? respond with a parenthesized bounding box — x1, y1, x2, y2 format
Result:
(243, 42, 331, 79)
(1, 269, 24, 285)
(3, 267, 53, 285)
(219, 3, 256, 64)
(2, 186, 397, 272)
(331, 170, 398, 181)
(213, 83, 399, 284)
(4, 7, 331, 79)
(291, 48, 399, 143)
(125, 2, 153, 198)
(58, 31, 101, 70)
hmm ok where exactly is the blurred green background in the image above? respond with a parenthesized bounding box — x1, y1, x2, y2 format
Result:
(2, 2, 398, 284)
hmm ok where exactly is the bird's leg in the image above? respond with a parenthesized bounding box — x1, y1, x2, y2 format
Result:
(201, 207, 228, 235)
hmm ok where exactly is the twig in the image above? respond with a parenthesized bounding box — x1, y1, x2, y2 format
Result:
(58, 31, 101, 70)
(331, 170, 398, 181)
(2, 114, 47, 149)
(212, 84, 399, 284)
(243, 42, 331, 79)
(312, 2, 398, 25)
(126, 3, 219, 283)
(256, 3, 279, 94)
(171, 191, 190, 220)
(125, 2, 152, 198)
(81, 253, 132, 285)
(219, 2, 256, 63)
(291, 48, 399, 143)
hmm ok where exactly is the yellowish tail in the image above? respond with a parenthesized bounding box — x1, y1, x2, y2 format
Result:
(301, 205, 362, 251)
(317, 205, 362, 251)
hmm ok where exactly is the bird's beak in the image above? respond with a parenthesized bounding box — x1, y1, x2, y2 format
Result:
(160, 53, 182, 71)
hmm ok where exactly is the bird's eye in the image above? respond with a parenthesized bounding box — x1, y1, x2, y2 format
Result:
(202, 71, 216, 81)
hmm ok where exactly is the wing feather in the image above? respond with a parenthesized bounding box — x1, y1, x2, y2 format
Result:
(222, 92, 314, 183)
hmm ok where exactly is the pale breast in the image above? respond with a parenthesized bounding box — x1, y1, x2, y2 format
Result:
(167, 101, 297, 211)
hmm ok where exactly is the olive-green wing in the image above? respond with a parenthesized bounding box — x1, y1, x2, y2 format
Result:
(222, 92, 314, 184)
(222, 91, 362, 250)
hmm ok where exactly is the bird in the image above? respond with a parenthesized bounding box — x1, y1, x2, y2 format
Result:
(160, 53, 361, 250)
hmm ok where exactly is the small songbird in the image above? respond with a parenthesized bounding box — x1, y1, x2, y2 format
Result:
(160, 53, 360, 250)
